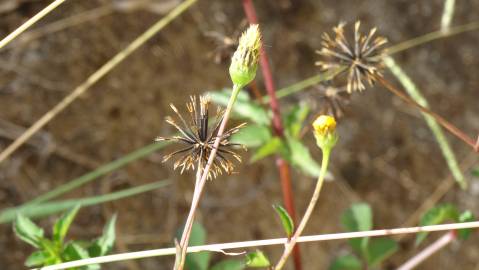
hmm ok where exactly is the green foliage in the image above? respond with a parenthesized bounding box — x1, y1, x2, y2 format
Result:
(330, 254, 362, 270)
(284, 104, 310, 138)
(13, 206, 116, 268)
(273, 205, 294, 238)
(176, 223, 210, 270)
(231, 124, 272, 148)
(331, 203, 398, 270)
(286, 137, 322, 177)
(250, 137, 286, 162)
(416, 204, 475, 245)
(209, 90, 270, 125)
(472, 168, 479, 177)
(0, 180, 169, 224)
(176, 222, 271, 270)
(245, 250, 271, 268)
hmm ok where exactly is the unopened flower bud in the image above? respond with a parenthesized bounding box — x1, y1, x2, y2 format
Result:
(229, 24, 261, 88)
(313, 115, 338, 151)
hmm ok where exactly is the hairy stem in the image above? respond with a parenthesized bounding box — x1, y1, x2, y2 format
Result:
(175, 84, 242, 270)
(274, 148, 331, 270)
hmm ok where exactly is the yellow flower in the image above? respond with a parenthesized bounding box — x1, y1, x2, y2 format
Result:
(229, 24, 262, 88)
(312, 115, 338, 151)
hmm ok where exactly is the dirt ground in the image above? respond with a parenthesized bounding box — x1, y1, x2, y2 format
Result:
(1, 0, 479, 269)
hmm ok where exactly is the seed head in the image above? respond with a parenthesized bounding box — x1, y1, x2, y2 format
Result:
(312, 115, 338, 151)
(229, 24, 262, 87)
(156, 95, 246, 180)
(316, 21, 387, 93)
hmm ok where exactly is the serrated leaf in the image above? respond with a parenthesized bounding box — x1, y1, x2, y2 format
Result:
(13, 214, 44, 248)
(245, 250, 270, 268)
(273, 205, 294, 238)
(89, 214, 117, 257)
(329, 254, 362, 270)
(25, 251, 49, 267)
(176, 222, 210, 270)
(250, 137, 285, 162)
(416, 204, 459, 246)
(284, 104, 310, 139)
(209, 89, 270, 125)
(341, 203, 372, 255)
(210, 259, 245, 270)
(458, 211, 475, 240)
(231, 124, 272, 148)
(366, 238, 398, 267)
(53, 205, 81, 244)
(287, 137, 322, 178)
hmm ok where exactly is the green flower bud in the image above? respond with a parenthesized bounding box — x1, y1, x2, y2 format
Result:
(312, 115, 338, 151)
(229, 24, 261, 88)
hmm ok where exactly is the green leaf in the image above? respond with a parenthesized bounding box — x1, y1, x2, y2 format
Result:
(251, 137, 286, 162)
(231, 124, 272, 148)
(64, 242, 90, 260)
(341, 203, 372, 255)
(284, 104, 310, 138)
(458, 211, 475, 240)
(210, 259, 245, 270)
(366, 238, 398, 267)
(89, 214, 117, 257)
(53, 205, 81, 244)
(472, 168, 479, 177)
(273, 205, 294, 238)
(25, 251, 49, 267)
(0, 180, 169, 224)
(245, 250, 270, 268)
(210, 89, 270, 125)
(13, 214, 44, 248)
(416, 204, 459, 246)
(286, 137, 322, 178)
(329, 254, 362, 270)
(176, 222, 210, 270)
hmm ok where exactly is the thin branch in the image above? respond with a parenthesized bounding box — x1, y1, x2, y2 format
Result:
(34, 221, 479, 270)
(397, 231, 456, 270)
(0, 0, 67, 50)
(384, 56, 466, 188)
(241, 1, 302, 269)
(0, 0, 198, 165)
(440, 0, 456, 33)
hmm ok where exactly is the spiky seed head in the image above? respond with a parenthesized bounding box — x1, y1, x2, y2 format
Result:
(316, 21, 388, 93)
(229, 24, 262, 88)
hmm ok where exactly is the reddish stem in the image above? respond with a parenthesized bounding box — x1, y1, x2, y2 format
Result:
(242, 1, 302, 269)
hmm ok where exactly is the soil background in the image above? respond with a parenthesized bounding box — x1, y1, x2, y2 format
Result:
(1, 0, 479, 269)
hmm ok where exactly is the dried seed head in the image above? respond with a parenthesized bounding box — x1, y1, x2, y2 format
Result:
(156, 95, 246, 180)
(316, 21, 388, 93)
(229, 24, 262, 87)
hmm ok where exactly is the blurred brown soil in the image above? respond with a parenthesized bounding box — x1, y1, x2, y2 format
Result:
(1, 0, 479, 269)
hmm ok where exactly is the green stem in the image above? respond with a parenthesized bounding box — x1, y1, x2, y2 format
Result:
(175, 84, 242, 270)
(274, 148, 331, 270)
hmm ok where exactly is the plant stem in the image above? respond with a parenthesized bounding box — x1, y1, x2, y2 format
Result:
(376, 76, 478, 152)
(397, 231, 456, 270)
(274, 148, 330, 270)
(175, 84, 242, 270)
(241, 0, 302, 269)
(35, 222, 479, 270)
(0, 0, 67, 50)
(0, 0, 198, 165)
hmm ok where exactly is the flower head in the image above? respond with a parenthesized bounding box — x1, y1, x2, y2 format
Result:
(312, 115, 338, 151)
(316, 21, 387, 93)
(156, 95, 245, 179)
(229, 24, 262, 87)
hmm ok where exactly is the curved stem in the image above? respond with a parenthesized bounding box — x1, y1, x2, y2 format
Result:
(274, 148, 331, 270)
(175, 84, 242, 270)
